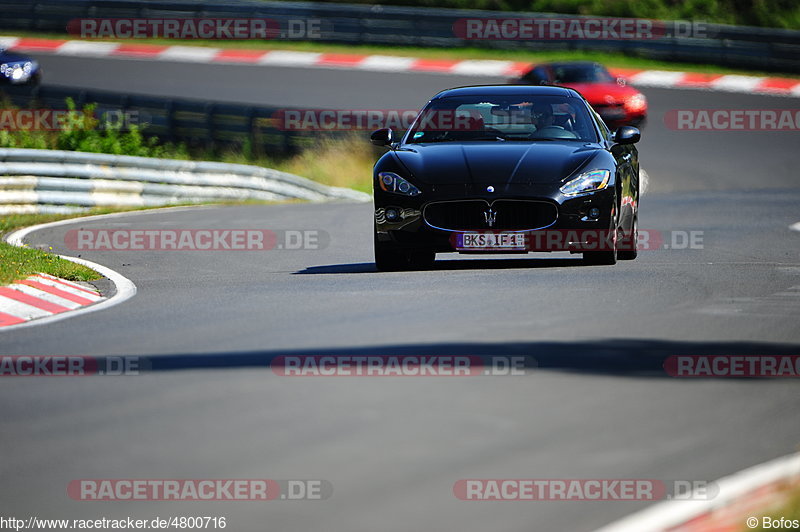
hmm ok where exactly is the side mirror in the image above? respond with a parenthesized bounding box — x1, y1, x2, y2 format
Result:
(614, 126, 640, 145)
(370, 128, 393, 146)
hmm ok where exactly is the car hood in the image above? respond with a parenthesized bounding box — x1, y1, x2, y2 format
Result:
(393, 142, 598, 185)
(564, 82, 640, 105)
(0, 51, 33, 64)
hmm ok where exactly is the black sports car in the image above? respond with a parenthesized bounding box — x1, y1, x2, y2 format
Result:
(0, 48, 41, 86)
(371, 85, 641, 271)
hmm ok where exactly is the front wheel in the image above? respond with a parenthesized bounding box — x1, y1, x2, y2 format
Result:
(375, 236, 435, 271)
(583, 247, 617, 265)
(618, 217, 638, 261)
(584, 212, 619, 266)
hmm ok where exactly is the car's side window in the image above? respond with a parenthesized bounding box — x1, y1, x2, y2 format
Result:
(522, 67, 549, 85)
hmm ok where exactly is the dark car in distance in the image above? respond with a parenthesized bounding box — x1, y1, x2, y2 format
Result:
(371, 85, 641, 271)
(517, 61, 646, 128)
(0, 48, 41, 86)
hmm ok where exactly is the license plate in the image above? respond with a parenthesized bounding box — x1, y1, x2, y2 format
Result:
(455, 232, 526, 250)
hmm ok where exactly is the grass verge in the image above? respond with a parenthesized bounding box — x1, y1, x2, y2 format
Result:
(0, 212, 104, 286)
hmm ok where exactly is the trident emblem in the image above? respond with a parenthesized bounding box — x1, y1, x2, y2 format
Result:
(483, 208, 497, 228)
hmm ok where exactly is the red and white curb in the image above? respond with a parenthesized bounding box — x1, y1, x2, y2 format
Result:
(1, 212, 138, 331)
(595, 452, 800, 532)
(0, 273, 104, 327)
(2, 36, 799, 97)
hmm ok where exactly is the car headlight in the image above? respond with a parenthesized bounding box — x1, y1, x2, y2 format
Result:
(377, 172, 421, 196)
(560, 169, 610, 196)
(625, 93, 647, 113)
(1, 61, 36, 80)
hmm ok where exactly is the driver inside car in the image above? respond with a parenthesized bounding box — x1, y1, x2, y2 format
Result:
(530, 102, 555, 130)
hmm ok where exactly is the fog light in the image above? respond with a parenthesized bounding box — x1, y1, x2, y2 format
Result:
(385, 208, 401, 222)
(588, 207, 600, 218)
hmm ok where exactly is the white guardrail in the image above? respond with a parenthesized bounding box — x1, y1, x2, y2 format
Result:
(0, 148, 371, 214)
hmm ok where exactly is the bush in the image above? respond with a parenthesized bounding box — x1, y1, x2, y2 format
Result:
(0, 98, 188, 158)
(303, 0, 800, 28)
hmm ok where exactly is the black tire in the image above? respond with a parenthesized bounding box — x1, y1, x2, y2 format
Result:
(374, 234, 435, 271)
(583, 248, 617, 265)
(618, 217, 638, 261)
(407, 249, 436, 270)
(584, 210, 619, 266)
(375, 240, 407, 271)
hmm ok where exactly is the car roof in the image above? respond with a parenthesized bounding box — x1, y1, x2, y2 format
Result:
(432, 84, 582, 100)
(538, 61, 606, 69)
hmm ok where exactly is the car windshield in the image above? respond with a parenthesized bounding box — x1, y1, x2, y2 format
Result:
(407, 94, 599, 143)
(552, 64, 614, 84)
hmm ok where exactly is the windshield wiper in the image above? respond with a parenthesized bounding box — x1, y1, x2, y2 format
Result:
(465, 135, 507, 141)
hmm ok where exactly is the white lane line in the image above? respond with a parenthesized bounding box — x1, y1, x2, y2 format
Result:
(594, 452, 800, 532)
(0, 296, 53, 320)
(7, 284, 82, 309)
(790, 221, 800, 232)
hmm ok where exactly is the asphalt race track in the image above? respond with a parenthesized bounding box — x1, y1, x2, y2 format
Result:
(1, 54, 799, 531)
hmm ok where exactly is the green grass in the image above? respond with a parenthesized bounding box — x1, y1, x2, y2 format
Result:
(0, 212, 102, 285)
(6, 30, 799, 78)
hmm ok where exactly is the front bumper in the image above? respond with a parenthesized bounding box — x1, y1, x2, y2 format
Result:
(375, 183, 617, 253)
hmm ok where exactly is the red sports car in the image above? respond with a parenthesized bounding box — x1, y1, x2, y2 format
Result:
(517, 61, 647, 128)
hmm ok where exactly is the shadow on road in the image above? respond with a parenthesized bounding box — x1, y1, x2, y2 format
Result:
(116, 339, 799, 379)
(295, 257, 587, 274)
